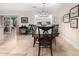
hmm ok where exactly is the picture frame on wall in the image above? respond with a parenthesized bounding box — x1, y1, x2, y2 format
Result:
(21, 17, 28, 23)
(70, 5, 79, 18)
(63, 13, 70, 23)
(70, 18, 78, 28)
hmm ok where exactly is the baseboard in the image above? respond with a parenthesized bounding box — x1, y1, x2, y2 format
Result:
(59, 34, 79, 50)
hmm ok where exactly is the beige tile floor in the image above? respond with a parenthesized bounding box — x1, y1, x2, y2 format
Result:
(0, 32, 79, 56)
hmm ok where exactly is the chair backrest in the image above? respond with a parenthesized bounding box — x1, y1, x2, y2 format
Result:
(31, 25, 37, 36)
(38, 26, 53, 41)
(32, 25, 37, 32)
(53, 24, 59, 36)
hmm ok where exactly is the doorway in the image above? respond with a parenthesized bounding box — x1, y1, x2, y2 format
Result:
(1, 15, 18, 41)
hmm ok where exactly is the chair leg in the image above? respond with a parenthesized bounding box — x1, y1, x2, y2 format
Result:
(50, 44, 53, 56)
(33, 40, 36, 47)
(38, 45, 40, 56)
(33, 38, 37, 47)
(55, 38, 56, 46)
(53, 38, 56, 46)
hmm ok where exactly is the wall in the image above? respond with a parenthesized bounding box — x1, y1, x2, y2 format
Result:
(0, 10, 33, 27)
(0, 27, 3, 42)
(58, 3, 79, 49)
(0, 16, 3, 43)
(0, 10, 60, 27)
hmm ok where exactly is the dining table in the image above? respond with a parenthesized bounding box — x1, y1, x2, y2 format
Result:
(32, 25, 59, 47)
(32, 34, 58, 47)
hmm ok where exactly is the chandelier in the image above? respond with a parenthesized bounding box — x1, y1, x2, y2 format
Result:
(38, 3, 49, 16)
(33, 3, 49, 17)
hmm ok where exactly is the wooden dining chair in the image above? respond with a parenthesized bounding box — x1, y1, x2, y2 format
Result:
(31, 25, 37, 47)
(53, 25, 59, 36)
(52, 25, 59, 46)
(38, 26, 53, 56)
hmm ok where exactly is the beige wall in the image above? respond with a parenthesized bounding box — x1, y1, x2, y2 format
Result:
(0, 10, 33, 27)
(0, 10, 59, 27)
(0, 27, 3, 43)
(58, 3, 79, 49)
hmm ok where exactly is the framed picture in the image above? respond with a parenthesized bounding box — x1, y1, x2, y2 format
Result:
(63, 13, 70, 23)
(21, 17, 28, 23)
(70, 18, 78, 28)
(70, 5, 79, 18)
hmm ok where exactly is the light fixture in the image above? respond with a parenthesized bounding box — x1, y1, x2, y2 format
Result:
(39, 3, 48, 16)
(33, 3, 49, 17)
(33, 3, 54, 19)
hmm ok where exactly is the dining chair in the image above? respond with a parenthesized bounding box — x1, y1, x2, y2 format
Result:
(38, 26, 53, 56)
(52, 25, 59, 46)
(31, 25, 37, 47)
(53, 25, 59, 36)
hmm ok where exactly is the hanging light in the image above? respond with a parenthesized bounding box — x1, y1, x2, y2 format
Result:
(38, 3, 49, 17)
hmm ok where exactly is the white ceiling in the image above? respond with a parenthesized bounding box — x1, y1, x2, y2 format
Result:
(0, 3, 66, 12)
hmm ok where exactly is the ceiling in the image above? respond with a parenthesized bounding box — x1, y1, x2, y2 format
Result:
(0, 3, 78, 15)
(0, 3, 66, 12)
